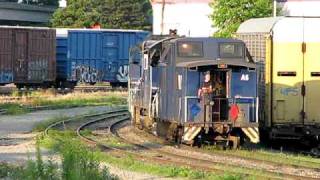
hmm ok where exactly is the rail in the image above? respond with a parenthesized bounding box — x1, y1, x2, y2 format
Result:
(44, 108, 128, 136)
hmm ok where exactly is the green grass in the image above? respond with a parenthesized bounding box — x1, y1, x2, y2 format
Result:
(0, 163, 16, 178)
(33, 116, 69, 132)
(1, 138, 118, 180)
(30, 95, 126, 108)
(99, 153, 249, 180)
(89, 134, 133, 148)
(59, 139, 118, 180)
(40, 131, 287, 180)
(0, 92, 127, 115)
(0, 104, 30, 115)
(40, 133, 246, 180)
(204, 146, 320, 169)
(98, 150, 286, 180)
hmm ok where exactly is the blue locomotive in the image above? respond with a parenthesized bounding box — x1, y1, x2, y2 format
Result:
(128, 37, 259, 147)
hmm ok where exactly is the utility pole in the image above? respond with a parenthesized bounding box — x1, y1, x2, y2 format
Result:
(161, 0, 166, 35)
(273, 0, 277, 17)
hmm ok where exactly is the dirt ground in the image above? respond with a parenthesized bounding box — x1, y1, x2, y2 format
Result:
(0, 106, 174, 180)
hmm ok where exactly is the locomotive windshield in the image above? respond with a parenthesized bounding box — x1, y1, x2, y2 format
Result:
(178, 42, 203, 57)
(219, 43, 244, 58)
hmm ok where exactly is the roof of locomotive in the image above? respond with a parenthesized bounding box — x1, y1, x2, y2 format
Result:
(173, 37, 256, 68)
(175, 58, 256, 68)
(171, 37, 244, 43)
(143, 37, 256, 68)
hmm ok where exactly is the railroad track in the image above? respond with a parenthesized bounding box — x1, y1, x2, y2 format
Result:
(0, 108, 7, 115)
(74, 86, 127, 93)
(112, 124, 320, 179)
(43, 108, 320, 180)
(77, 114, 259, 177)
(46, 110, 240, 177)
(0, 104, 85, 115)
(44, 108, 128, 136)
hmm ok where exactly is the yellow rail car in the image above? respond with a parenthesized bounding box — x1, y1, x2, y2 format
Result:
(237, 17, 320, 148)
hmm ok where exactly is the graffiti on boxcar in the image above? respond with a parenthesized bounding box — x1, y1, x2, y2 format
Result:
(72, 64, 103, 84)
(279, 87, 299, 96)
(0, 71, 13, 83)
(27, 59, 49, 80)
(116, 65, 129, 82)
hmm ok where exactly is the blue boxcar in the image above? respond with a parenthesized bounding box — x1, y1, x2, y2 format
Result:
(56, 36, 68, 84)
(56, 29, 149, 87)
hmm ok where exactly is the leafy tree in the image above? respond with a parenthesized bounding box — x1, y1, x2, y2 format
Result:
(22, 0, 59, 6)
(95, 0, 152, 30)
(50, 0, 95, 27)
(210, 0, 273, 37)
(50, 0, 152, 30)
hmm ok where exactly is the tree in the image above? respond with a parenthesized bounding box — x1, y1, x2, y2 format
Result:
(50, 0, 95, 27)
(95, 0, 152, 30)
(50, 0, 152, 30)
(210, 0, 273, 37)
(22, 0, 59, 6)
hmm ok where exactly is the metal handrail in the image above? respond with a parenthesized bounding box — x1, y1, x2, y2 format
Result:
(184, 96, 258, 123)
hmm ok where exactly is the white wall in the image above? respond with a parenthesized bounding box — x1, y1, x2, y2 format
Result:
(152, 2, 216, 37)
(59, 0, 67, 8)
(281, 1, 320, 16)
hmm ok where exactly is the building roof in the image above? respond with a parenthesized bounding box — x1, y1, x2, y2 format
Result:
(150, 0, 212, 4)
(56, 28, 150, 38)
(0, 25, 52, 29)
(237, 17, 282, 34)
(0, 2, 56, 12)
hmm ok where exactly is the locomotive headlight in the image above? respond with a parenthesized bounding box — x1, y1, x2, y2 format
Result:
(182, 43, 189, 49)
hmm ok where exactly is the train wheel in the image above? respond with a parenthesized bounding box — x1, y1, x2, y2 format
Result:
(16, 84, 24, 89)
(311, 147, 320, 157)
(133, 107, 142, 129)
(174, 126, 183, 148)
(228, 135, 240, 149)
(110, 82, 118, 88)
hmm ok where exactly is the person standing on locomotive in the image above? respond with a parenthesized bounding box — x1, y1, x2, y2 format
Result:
(198, 71, 214, 124)
(198, 71, 224, 123)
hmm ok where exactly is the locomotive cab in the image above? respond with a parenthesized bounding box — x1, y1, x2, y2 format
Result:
(176, 40, 259, 147)
(129, 37, 260, 148)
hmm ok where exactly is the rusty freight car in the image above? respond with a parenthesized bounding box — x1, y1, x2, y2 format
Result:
(0, 26, 56, 88)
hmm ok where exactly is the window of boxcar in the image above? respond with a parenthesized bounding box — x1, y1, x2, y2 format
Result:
(178, 42, 203, 57)
(219, 43, 244, 58)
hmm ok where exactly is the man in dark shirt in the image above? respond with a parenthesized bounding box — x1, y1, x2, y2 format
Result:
(198, 71, 215, 124)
